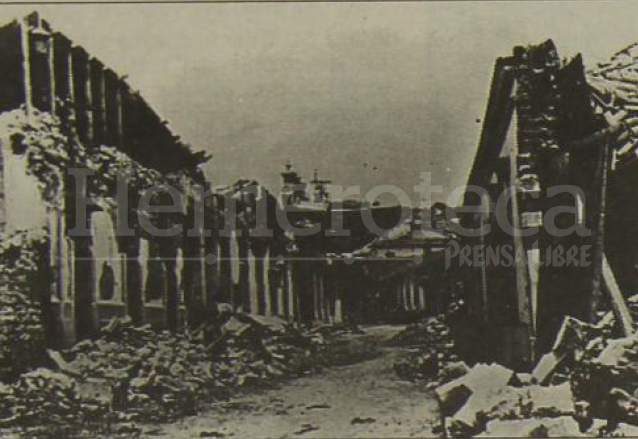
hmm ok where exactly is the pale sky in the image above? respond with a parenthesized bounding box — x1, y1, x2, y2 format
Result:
(0, 1, 635, 205)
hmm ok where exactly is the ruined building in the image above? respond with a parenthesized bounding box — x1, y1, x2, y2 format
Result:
(459, 39, 638, 370)
(332, 205, 456, 324)
(0, 12, 213, 344)
(0, 12, 408, 346)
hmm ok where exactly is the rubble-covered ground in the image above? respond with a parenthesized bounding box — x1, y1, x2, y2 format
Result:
(0, 320, 445, 438)
(137, 325, 441, 439)
(391, 302, 462, 389)
(13, 292, 638, 438)
(0, 305, 387, 439)
(389, 296, 638, 437)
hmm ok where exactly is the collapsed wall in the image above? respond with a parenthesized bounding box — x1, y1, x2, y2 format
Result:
(458, 38, 638, 370)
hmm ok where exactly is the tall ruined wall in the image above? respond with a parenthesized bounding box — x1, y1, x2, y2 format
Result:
(460, 40, 613, 368)
(0, 12, 209, 344)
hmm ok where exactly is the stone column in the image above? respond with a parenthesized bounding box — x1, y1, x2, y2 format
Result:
(267, 251, 279, 316)
(252, 242, 267, 316)
(282, 261, 292, 318)
(89, 58, 105, 146)
(71, 47, 92, 145)
(237, 233, 251, 313)
(218, 235, 232, 304)
(126, 239, 144, 326)
(163, 245, 179, 332)
(74, 236, 97, 339)
(418, 283, 426, 312)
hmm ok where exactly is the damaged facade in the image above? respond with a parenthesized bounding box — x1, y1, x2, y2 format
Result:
(0, 13, 346, 347)
(0, 12, 213, 344)
(458, 38, 638, 370)
(333, 205, 457, 323)
(277, 163, 407, 325)
(0, 12, 416, 348)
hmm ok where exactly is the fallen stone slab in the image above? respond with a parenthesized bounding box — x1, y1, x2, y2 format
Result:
(510, 372, 536, 387)
(435, 363, 514, 417)
(612, 422, 638, 437)
(246, 315, 289, 334)
(46, 349, 82, 377)
(532, 352, 566, 385)
(438, 361, 470, 385)
(526, 383, 576, 418)
(451, 385, 522, 433)
(478, 416, 582, 437)
(552, 316, 589, 356)
(437, 381, 472, 419)
(594, 336, 637, 368)
(449, 382, 575, 435)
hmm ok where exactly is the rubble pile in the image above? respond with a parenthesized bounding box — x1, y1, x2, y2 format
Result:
(432, 299, 638, 437)
(0, 291, 46, 381)
(575, 330, 638, 429)
(560, 296, 638, 426)
(0, 307, 328, 433)
(63, 319, 221, 422)
(61, 312, 325, 422)
(436, 363, 581, 438)
(207, 313, 324, 388)
(392, 303, 461, 385)
(0, 368, 107, 430)
(588, 43, 638, 167)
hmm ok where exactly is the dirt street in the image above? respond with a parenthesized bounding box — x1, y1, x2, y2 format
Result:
(141, 325, 440, 439)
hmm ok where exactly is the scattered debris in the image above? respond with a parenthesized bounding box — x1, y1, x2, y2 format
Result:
(306, 403, 331, 410)
(421, 295, 638, 437)
(350, 416, 376, 425)
(0, 368, 108, 430)
(0, 306, 330, 434)
(200, 431, 226, 438)
(388, 295, 638, 438)
(294, 423, 320, 435)
(478, 416, 582, 438)
(392, 302, 461, 385)
(0, 291, 46, 382)
(444, 377, 576, 437)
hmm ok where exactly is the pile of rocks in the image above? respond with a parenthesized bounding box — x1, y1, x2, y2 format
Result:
(0, 368, 107, 427)
(0, 291, 46, 381)
(392, 304, 461, 385)
(207, 313, 323, 388)
(64, 319, 221, 422)
(435, 362, 585, 437)
(433, 299, 638, 437)
(576, 330, 638, 430)
(0, 307, 328, 433)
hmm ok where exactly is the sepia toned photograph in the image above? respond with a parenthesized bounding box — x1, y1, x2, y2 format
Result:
(0, 0, 638, 437)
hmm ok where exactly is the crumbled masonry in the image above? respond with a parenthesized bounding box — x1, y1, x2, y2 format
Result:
(392, 301, 462, 386)
(390, 294, 638, 437)
(0, 304, 338, 437)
